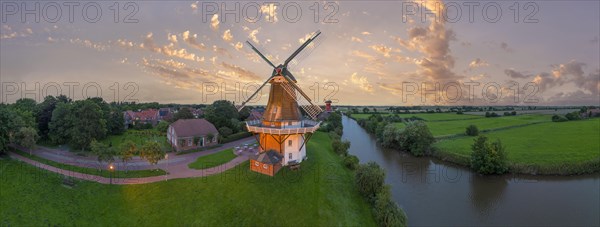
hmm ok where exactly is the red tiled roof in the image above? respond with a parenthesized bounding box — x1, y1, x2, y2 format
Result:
(135, 109, 158, 120)
(169, 119, 218, 138)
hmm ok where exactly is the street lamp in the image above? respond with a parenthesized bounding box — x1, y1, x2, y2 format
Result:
(164, 154, 169, 181)
(109, 164, 114, 185)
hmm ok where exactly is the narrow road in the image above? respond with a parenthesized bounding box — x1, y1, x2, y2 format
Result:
(7, 137, 256, 185)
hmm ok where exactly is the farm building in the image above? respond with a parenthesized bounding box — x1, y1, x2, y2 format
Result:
(167, 119, 219, 151)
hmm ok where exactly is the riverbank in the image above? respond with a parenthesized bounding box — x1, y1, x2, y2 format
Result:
(347, 113, 600, 175)
(341, 115, 600, 226)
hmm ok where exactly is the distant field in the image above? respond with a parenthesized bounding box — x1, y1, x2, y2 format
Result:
(425, 114, 549, 137)
(351, 113, 481, 121)
(435, 118, 600, 166)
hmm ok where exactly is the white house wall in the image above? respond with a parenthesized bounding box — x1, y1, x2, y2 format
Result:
(282, 134, 306, 166)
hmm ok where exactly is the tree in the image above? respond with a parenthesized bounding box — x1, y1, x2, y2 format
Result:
(343, 155, 360, 170)
(565, 111, 581, 121)
(14, 98, 37, 112)
(91, 140, 115, 165)
(119, 140, 137, 172)
(48, 102, 73, 145)
(470, 136, 508, 175)
(173, 107, 195, 121)
(465, 125, 479, 136)
(374, 186, 407, 227)
(107, 109, 125, 135)
(204, 100, 239, 129)
(218, 127, 233, 137)
(69, 100, 108, 150)
(397, 121, 435, 156)
(36, 96, 59, 140)
(355, 162, 385, 201)
(15, 127, 39, 155)
(363, 107, 370, 114)
(0, 105, 14, 153)
(156, 121, 169, 133)
(206, 133, 215, 143)
(140, 141, 165, 170)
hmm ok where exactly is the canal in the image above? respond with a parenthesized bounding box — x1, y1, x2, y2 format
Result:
(341, 115, 600, 226)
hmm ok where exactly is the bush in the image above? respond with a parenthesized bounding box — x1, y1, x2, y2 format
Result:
(470, 136, 508, 174)
(219, 131, 251, 143)
(565, 111, 581, 121)
(456, 111, 463, 115)
(332, 140, 351, 156)
(552, 115, 568, 122)
(511, 111, 517, 116)
(397, 121, 435, 156)
(485, 112, 499, 118)
(344, 155, 360, 170)
(355, 162, 385, 201)
(465, 125, 479, 136)
(374, 186, 408, 227)
(503, 112, 511, 116)
(218, 127, 233, 137)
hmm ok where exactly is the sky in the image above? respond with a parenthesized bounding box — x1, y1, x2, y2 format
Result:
(1, 0, 599, 106)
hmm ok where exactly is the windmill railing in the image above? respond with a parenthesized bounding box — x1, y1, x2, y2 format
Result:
(245, 120, 321, 135)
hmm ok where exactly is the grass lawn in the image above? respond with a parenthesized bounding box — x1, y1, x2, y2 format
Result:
(435, 118, 600, 167)
(188, 148, 237, 169)
(0, 132, 376, 226)
(352, 113, 482, 121)
(11, 149, 167, 178)
(424, 114, 549, 137)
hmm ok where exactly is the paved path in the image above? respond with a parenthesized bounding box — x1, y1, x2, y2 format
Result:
(7, 137, 256, 185)
(9, 152, 249, 184)
(13, 138, 255, 170)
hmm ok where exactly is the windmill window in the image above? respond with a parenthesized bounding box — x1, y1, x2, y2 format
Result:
(272, 107, 278, 113)
(288, 140, 292, 147)
(289, 153, 292, 159)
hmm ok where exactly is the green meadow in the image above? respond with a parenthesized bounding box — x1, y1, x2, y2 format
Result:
(188, 148, 238, 170)
(0, 132, 376, 226)
(435, 118, 600, 167)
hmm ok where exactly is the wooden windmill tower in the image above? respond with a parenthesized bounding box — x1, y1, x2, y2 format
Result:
(238, 31, 323, 176)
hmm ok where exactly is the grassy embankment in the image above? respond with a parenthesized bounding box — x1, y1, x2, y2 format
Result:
(0, 132, 377, 226)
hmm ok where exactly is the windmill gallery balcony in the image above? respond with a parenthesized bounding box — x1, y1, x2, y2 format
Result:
(245, 119, 321, 135)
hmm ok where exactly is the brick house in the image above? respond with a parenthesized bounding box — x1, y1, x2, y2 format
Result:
(124, 109, 159, 128)
(167, 119, 219, 151)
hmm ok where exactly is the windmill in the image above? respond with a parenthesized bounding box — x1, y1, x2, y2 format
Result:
(241, 31, 324, 176)
(237, 30, 323, 120)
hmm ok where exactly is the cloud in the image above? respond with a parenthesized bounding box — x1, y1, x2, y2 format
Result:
(369, 44, 393, 58)
(361, 31, 372, 35)
(350, 72, 373, 93)
(168, 33, 178, 43)
(260, 3, 278, 22)
(468, 58, 489, 69)
(222, 29, 233, 42)
(211, 14, 219, 30)
(190, 1, 198, 12)
(234, 42, 243, 51)
(182, 30, 207, 51)
(248, 28, 260, 43)
(504, 69, 532, 79)
(69, 38, 109, 51)
(219, 62, 261, 81)
(396, 0, 459, 82)
(213, 45, 232, 58)
(140, 32, 203, 62)
(141, 58, 210, 90)
(351, 36, 363, 43)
